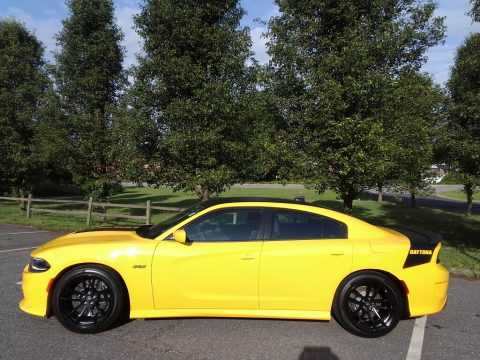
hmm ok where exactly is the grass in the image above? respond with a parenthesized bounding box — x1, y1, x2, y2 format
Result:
(436, 189, 480, 202)
(1, 186, 479, 277)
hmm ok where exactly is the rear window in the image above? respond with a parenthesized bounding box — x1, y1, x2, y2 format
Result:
(271, 209, 347, 240)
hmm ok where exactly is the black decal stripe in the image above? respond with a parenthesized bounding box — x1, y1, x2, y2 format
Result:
(383, 226, 441, 268)
(75, 226, 140, 233)
(404, 244, 438, 268)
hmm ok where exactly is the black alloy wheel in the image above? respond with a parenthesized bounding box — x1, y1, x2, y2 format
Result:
(52, 265, 127, 333)
(334, 272, 404, 338)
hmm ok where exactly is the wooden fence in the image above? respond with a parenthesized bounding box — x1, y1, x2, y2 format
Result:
(0, 195, 184, 226)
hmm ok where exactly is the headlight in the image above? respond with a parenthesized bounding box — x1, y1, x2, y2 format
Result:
(28, 257, 51, 272)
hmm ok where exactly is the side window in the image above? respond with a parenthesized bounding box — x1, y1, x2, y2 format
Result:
(184, 208, 263, 242)
(271, 210, 347, 240)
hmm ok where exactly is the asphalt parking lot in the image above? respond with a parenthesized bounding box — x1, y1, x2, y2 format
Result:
(0, 223, 478, 360)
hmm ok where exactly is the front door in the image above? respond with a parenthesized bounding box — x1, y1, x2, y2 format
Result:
(152, 207, 264, 309)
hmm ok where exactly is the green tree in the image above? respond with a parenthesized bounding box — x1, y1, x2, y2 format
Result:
(470, 0, 480, 22)
(131, 0, 257, 201)
(54, 0, 124, 201)
(268, 0, 445, 213)
(0, 19, 48, 196)
(387, 72, 444, 208)
(32, 86, 71, 185)
(241, 83, 285, 182)
(445, 34, 480, 216)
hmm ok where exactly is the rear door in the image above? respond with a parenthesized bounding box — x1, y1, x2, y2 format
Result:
(259, 208, 353, 311)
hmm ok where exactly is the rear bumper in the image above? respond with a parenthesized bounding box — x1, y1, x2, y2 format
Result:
(403, 262, 449, 317)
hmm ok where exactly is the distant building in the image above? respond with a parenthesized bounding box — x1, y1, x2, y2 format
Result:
(430, 164, 447, 183)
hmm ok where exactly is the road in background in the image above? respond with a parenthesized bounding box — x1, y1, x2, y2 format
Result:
(365, 185, 479, 214)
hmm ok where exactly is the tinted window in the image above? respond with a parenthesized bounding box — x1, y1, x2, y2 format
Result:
(184, 209, 263, 242)
(145, 202, 210, 238)
(271, 210, 347, 240)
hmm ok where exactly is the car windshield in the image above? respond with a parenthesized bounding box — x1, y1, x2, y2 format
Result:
(138, 202, 209, 239)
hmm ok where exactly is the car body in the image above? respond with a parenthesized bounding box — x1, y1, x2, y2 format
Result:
(19, 198, 449, 337)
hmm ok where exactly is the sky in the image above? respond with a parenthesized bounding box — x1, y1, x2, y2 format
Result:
(1, 0, 479, 85)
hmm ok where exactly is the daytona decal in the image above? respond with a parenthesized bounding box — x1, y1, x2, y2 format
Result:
(409, 249, 433, 255)
(383, 226, 441, 268)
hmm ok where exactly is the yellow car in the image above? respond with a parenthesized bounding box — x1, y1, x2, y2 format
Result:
(19, 198, 448, 337)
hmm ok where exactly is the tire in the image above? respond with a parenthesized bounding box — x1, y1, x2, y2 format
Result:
(52, 265, 127, 333)
(333, 272, 404, 338)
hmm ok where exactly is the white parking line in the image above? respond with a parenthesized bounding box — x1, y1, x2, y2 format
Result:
(0, 231, 48, 236)
(0, 246, 37, 253)
(406, 316, 427, 360)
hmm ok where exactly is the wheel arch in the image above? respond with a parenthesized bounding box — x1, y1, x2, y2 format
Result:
(46, 262, 131, 317)
(332, 269, 410, 318)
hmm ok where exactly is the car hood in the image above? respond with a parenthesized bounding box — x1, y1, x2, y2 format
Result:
(74, 226, 143, 234)
(33, 228, 143, 254)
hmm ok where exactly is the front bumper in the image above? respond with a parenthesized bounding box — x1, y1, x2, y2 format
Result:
(19, 265, 52, 317)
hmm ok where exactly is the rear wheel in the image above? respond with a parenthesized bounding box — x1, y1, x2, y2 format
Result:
(334, 272, 404, 337)
(52, 265, 126, 333)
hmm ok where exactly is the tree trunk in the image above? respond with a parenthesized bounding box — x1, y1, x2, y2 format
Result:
(200, 187, 211, 202)
(377, 184, 383, 202)
(465, 183, 473, 217)
(343, 193, 354, 214)
(98, 182, 108, 221)
(19, 189, 26, 210)
(410, 192, 416, 208)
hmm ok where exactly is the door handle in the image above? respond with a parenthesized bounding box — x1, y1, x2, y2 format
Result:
(330, 253, 345, 256)
(240, 253, 256, 260)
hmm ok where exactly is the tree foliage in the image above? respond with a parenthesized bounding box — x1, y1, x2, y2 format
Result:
(54, 0, 124, 200)
(0, 19, 48, 195)
(387, 72, 444, 207)
(445, 33, 480, 216)
(470, 0, 480, 22)
(268, 0, 445, 212)
(32, 86, 71, 183)
(129, 0, 260, 200)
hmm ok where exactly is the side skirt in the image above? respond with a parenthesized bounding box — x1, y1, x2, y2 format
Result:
(130, 308, 331, 321)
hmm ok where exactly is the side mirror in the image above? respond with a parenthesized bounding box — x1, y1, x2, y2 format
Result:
(173, 229, 187, 244)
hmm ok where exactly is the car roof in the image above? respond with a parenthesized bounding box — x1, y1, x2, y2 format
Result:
(202, 197, 322, 209)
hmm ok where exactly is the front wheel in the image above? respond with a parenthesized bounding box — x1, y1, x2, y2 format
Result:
(52, 265, 127, 333)
(333, 272, 404, 337)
